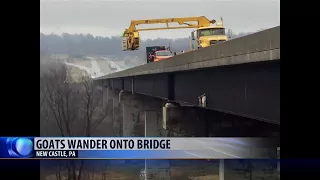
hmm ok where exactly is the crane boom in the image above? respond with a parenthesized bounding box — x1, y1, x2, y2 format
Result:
(125, 16, 216, 33)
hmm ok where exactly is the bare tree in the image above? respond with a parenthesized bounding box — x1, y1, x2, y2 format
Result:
(40, 63, 107, 180)
(80, 76, 107, 137)
(41, 65, 78, 137)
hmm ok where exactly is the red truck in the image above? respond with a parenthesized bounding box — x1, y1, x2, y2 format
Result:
(146, 46, 172, 63)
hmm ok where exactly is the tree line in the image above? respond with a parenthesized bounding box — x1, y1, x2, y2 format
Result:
(40, 31, 256, 58)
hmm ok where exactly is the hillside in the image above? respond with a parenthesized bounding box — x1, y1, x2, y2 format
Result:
(40, 31, 256, 59)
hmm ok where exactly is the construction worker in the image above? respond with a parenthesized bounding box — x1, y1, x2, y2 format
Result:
(148, 53, 154, 62)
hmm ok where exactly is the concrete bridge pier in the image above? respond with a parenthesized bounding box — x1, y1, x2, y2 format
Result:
(102, 87, 122, 136)
(116, 89, 173, 179)
(119, 90, 170, 137)
(103, 87, 167, 137)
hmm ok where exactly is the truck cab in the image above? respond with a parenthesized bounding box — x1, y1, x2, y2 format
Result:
(197, 27, 228, 48)
(146, 46, 167, 63)
(154, 50, 172, 62)
(191, 20, 232, 49)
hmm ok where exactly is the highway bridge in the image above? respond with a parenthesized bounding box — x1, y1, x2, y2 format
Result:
(94, 26, 280, 180)
(95, 26, 279, 135)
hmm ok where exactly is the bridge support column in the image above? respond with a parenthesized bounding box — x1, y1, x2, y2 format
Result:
(119, 90, 165, 137)
(121, 104, 145, 136)
(145, 110, 161, 136)
(118, 90, 171, 179)
(102, 87, 122, 136)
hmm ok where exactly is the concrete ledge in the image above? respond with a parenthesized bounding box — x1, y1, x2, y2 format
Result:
(96, 26, 280, 80)
(125, 48, 279, 76)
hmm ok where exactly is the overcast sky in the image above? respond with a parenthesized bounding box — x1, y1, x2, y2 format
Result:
(40, 0, 280, 39)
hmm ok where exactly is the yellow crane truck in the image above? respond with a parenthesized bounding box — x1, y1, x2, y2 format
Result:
(121, 16, 232, 51)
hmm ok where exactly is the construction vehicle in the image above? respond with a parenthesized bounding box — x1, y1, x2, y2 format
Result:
(121, 16, 231, 51)
(146, 46, 168, 63)
(146, 46, 166, 63)
(154, 50, 172, 62)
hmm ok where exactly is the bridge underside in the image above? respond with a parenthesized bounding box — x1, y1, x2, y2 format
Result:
(98, 60, 280, 124)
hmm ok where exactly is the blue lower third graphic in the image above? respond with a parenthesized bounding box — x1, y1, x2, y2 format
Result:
(77, 150, 217, 159)
(5, 137, 34, 158)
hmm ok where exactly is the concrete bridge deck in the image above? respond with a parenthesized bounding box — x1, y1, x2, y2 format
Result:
(96, 26, 279, 79)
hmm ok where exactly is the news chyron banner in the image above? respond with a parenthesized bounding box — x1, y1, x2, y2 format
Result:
(0, 137, 277, 159)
